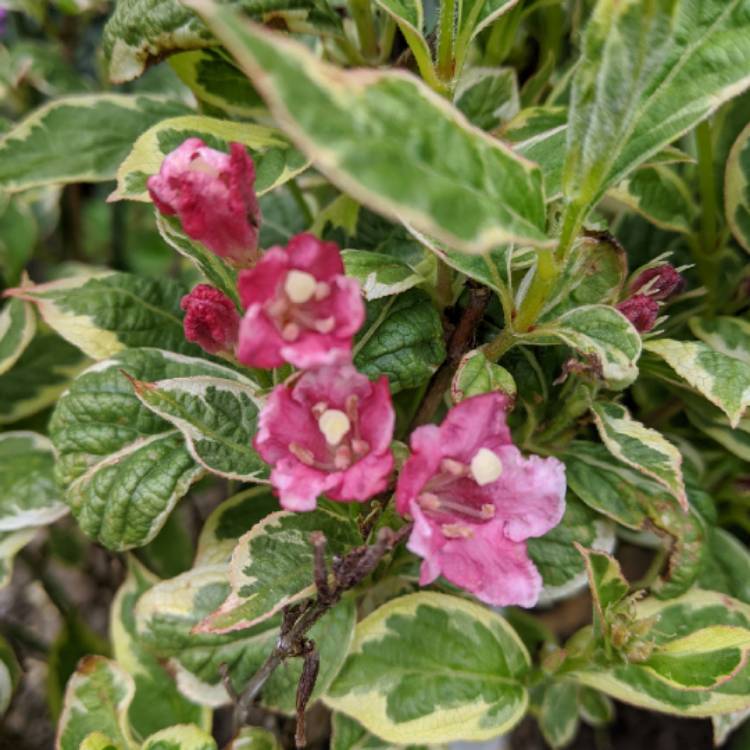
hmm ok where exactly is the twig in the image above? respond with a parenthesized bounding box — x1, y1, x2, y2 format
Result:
(410, 283, 491, 428)
(232, 524, 413, 738)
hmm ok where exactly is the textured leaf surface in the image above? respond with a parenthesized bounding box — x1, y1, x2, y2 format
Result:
(102, 0, 340, 83)
(562, 0, 750, 237)
(578, 546, 629, 620)
(331, 713, 440, 750)
(699, 528, 750, 604)
(141, 725, 217, 750)
(226, 727, 281, 750)
(725, 119, 750, 253)
(56, 656, 135, 750)
(539, 680, 579, 749)
(11, 273, 200, 360)
(0, 432, 67, 531)
(135, 565, 355, 711)
(342, 250, 423, 301)
(325, 592, 530, 744)
(590, 401, 687, 510)
(133, 376, 266, 481)
(49, 348, 250, 550)
(111, 115, 307, 202)
(451, 349, 516, 402)
(191, 8, 550, 253)
(354, 290, 445, 393)
(454, 68, 518, 131)
(197, 506, 361, 633)
(0, 528, 38, 589)
(0, 95, 188, 192)
(644, 338, 750, 427)
(110, 562, 208, 742)
(526, 305, 641, 390)
(690, 316, 750, 365)
(0, 332, 88, 425)
(0, 298, 35, 376)
(574, 591, 750, 716)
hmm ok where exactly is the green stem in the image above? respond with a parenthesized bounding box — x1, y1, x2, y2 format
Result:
(514, 249, 558, 332)
(482, 327, 515, 361)
(377, 15, 397, 63)
(437, 0, 457, 81)
(348, 0, 379, 59)
(695, 119, 719, 310)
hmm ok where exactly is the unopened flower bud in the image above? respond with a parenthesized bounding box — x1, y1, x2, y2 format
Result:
(181, 284, 240, 355)
(629, 263, 685, 301)
(148, 138, 260, 266)
(616, 294, 659, 333)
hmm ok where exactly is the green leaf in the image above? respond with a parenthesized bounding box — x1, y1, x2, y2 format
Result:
(194, 486, 278, 566)
(644, 338, 750, 428)
(325, 592, 530, 744)
(141, 725, 217, 750)
(0, 332, 88, 425)
(525, 305, 642, 390)
(563, 441, 648, 529)
(528, 495, 615, 605)
(454, 68, 518, 131)
(539, 232, 627, 321)
(196, 506, 361, 633)
(56, 656, 135, 750)
(0, 528, 38, 589)
(539, 680, 579, 749)
(342, 250, 423, 301)
(590, 401, 687, 510)
(111, 561, 209, 742)
(48, 348, 251, 550)
(0, 635, 21, 715)
(561, 0, 750, 241)
(0, 298, 36, 376)
(725, 119, 750, 253)
(0, 431, 67, 530)
(451, 349, 516, 402)
(225, 727, 281, 750)
(354, 290, 446, 393)
(110, 115, 308, 203)
(102, 0, 341, 83)
(155, 215, 240, 307)
(189, 8, 550, 254)
(132, 376, 266, 482)
(169, 50, 265, 118)
(9, 272, 201, 360)
(577, 546, 629, 623)
(699, 528, 750, 604)
(689, 316, 750, 365)
(0, 95, 189, 192)
(456, 0, 521, 52)
(607, 165, 697, 234)
(0, 196, 38, 286)
(573, 591, 750, 716)
(331, 713, 442, 750)
(135, 565, 355, 711)
(578, 687, 614, 728)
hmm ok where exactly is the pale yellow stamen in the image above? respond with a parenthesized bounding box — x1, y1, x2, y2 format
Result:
(314, 281, 331, 300)
(284, 270, 318, 304)
(314, 316, 335, 334)
(470, 448, 503, 486)
(281, 322, 300, 341)
(441, 523, 474, 539)
(318, 409, 351, 446)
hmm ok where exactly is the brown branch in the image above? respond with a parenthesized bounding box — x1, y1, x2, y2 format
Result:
(410, 283, 492, 428)
(232, 523, 413, 739)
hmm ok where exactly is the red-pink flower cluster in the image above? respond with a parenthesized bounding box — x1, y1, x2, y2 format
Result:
(616, 263, 685, 333)
(158, 138, 567, 608)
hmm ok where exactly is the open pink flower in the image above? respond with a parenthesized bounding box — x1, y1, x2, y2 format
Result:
(254, 365, 394, 511)
(236, 233, 364, 369)
(616, 294, 659, 333)
(148, 138, 260, 266)
(396, 393, 566, 607)
(181, 284, 239, 355)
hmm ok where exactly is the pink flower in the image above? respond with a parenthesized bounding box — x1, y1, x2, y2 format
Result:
(254, 365, 395, 511)
(616, 294, 659, 333)
(395, 393, 566, 607)
(148, 138, 260, 266)
(236, 233, 364, 369)
(181, 284, 240, 355)
(629, 264, 684, 301)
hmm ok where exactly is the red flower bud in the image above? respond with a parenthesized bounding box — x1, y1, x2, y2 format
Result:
(181, 284, 240, 355)
(616, 294, 660, 333)
(629, 264, 684, 301)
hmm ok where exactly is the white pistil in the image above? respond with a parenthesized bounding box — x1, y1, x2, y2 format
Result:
(470, 447, 503, 486)
(441, 523, 474, 539)
(314, 316, 335, 334)
(284, 270, 318, 304)
(314, 281, 331, 300)
(281, 322, 300, 341)
(318, 408, 351, 446)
